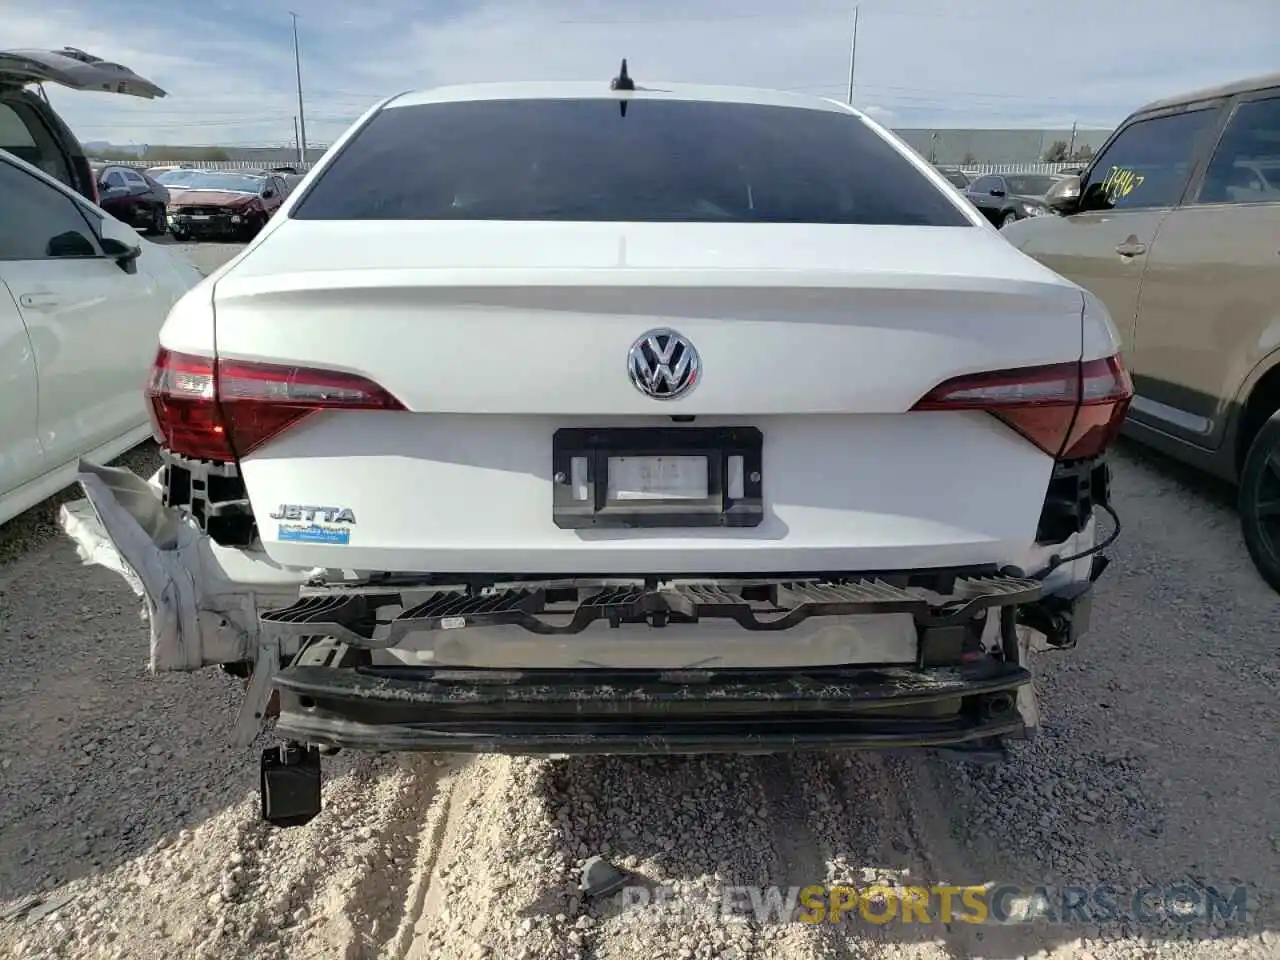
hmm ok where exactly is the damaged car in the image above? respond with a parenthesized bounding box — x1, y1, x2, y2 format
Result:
(166, 169, 286, 241)
(62, 67, 1130, 828)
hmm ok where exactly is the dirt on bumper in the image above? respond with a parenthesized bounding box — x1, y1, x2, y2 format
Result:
(272, 659, 1032, 754)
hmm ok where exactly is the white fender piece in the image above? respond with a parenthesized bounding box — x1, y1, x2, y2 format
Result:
(59, 460, 321, 672)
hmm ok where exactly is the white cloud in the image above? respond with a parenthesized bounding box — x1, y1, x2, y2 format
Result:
(6, 0, 1278, 147)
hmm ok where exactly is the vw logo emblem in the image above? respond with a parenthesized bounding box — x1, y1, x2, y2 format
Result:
(627, 328, 700, 400)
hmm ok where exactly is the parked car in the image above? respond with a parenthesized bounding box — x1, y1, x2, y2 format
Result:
(0, 47, 165, 204)
(0, 148, 203, 526)
(152, 167, 207, 193)
(166, 170, 288, 241)
(935, 165, 971, 190)
(964, 173, 1060, 227)
(144, 163, 195, 178)
(90, 162, 170, 235)
(61, 72, 1130, 826)
(1003, 71, 1280, 591)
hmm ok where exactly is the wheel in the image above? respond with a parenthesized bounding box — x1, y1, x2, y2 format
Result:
(999, 211, 1018, 229)
(144, 204, 167, 237)
(241, 216, 265, 242)
(1239, 409, 1280, 593)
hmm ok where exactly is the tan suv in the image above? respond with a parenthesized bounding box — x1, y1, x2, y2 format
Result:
(1002, 72, 1280, 592)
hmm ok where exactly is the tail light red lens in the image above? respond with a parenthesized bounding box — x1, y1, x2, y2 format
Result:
(146, 348, 406, 462)
(911, 356, 1133, 461)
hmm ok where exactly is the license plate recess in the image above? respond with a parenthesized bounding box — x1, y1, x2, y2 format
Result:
(553, 426, 763, 529)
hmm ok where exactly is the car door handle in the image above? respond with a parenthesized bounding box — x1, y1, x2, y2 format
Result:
(1114, 238, 1147, 257)
(18, 292, 62, 310)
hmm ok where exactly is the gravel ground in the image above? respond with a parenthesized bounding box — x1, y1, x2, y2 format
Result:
(0, 239, 1277, 959)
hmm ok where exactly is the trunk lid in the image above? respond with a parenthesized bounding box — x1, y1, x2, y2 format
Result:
(216, 220, 1084, 416)
(209, 220, 1086, 574)
(0, 47, 166, 98)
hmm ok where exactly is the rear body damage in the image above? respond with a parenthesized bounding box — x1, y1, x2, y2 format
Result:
(60, 79, 1128, 827)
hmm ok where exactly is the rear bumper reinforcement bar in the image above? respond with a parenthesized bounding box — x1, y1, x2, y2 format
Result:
(259, 573, 1044, 644)
(273, 660, 1032, 754)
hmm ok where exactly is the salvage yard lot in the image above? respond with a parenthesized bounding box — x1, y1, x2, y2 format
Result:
(0, 240, 1276, 960)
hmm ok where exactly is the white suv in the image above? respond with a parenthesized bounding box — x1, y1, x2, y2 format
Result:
(62, 68, 1131, 828)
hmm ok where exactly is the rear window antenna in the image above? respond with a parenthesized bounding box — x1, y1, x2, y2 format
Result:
(611, 59, 635, 116)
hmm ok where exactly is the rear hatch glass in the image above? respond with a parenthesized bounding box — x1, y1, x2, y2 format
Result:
(292, 97, 971, 227)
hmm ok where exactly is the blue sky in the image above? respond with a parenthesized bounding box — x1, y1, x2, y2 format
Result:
(8, 0, 1279, 147)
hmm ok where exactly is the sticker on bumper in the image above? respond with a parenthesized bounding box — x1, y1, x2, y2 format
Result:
(278, 523, 350, 545)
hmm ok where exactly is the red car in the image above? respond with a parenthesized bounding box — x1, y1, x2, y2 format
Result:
(166, 170, 288, 241)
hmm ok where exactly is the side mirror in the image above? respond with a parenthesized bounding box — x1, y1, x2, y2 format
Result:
(262, 188, 275, 199)
(1044, 174, 1083, 213)
(100, 236, 141, 274)
(989, 188, 1006, 197)
(97, 216, 144, 273)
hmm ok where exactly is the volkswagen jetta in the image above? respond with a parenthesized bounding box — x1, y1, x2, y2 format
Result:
(61, 66, 1131, 827)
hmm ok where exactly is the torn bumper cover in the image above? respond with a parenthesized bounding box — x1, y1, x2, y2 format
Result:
(60, 459, 1090, 754)
(266, 574, 1050, 754)
(60, 461, 319, 672)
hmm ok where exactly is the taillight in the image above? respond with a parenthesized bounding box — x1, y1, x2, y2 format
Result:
(911, 356, 1133, 461)
(145, 348, 406, 462)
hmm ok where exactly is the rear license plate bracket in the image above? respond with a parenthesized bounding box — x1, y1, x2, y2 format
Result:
(552, 426, 763, 529)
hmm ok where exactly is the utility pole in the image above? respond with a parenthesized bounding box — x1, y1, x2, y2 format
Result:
(293, 116, 301, 161)
(1067, 120, 1078, 159)
(845, 5, 859, 104)
(290, 12, 308, 165)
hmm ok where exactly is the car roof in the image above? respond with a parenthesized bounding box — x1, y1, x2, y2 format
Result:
(386, 80, 863, 117)
(1135, 72, 1280, 114)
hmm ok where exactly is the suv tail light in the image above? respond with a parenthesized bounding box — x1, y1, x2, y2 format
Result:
(146, 348, 406, 461)
(911, 356, 1133, 461)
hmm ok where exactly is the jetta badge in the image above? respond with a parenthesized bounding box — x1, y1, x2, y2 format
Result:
(627, 328, 700, 400)
(268, 504, 356, 524)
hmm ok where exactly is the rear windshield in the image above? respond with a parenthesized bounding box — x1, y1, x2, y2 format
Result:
(292, 98, 971, 226)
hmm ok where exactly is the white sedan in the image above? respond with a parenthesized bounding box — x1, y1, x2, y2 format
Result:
(62, 69, 1131, 827)
(0, 148, 203, 525)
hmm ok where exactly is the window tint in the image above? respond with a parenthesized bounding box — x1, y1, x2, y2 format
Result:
(0, 161, 100, 261)
(103, 170, 126, 187)
(1197, 95, 1280, 205)
(123, 169, 146, 185)
(0, 99, 72, 187)
(1003, 175, 1056, 196)
(294, 98, 971, 226)
(969, 175, 996, 193)
(1083, 109, 1217, 211)
(0, 102, 36, 149)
